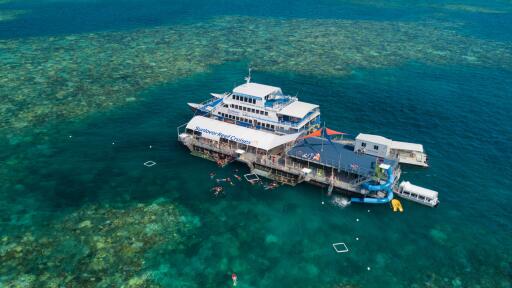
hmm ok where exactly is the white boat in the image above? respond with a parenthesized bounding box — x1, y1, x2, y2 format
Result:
(188, 69, 321, 135)
(395, 181, 439, 207)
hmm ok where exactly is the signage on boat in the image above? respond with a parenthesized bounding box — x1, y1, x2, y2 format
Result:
(194, 126, 251, 145)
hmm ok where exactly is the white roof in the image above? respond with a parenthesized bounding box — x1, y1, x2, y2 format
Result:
(233, 82, 282, 98)
(400, 181, 438, 199)
(278, 101, 319, 118)
(186, 116, 300, 151)
(391, 141, 424, 153)
(379, 163, 391, 170)
(356, 133, 392, 146)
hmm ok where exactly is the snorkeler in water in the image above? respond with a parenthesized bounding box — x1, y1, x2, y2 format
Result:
(231, 273, 237, 286)
(211, 186, 224, 197)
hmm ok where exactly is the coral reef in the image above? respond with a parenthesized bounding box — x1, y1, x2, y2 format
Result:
(0, 9, 25, 22)
(440, 4, 508, 13)
(1, 16, 511, 133)
(0, 201, 194, 287)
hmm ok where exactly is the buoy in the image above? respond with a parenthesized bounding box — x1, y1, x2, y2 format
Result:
(112, 142, 115, 145)
(149, 145, 152, 149)
(367, 266, 371, 271)
(321, 201, 325, 205)
(356, 218, 359, 222)
(68, 135, 72, 138)
(356, 237, 359, 241)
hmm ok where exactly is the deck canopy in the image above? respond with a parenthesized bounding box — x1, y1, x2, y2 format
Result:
(302, 127, 347, 140)
(279, 101, 319, 119)
(390, 141, 424, 153)
(288, 137, 397, 176)
(233, 82, 282, 98)
(356, 134, 392, 146)
(186, 116, 300, 151)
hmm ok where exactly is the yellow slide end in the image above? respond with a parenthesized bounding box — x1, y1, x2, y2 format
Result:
(391, 199, 404, 213)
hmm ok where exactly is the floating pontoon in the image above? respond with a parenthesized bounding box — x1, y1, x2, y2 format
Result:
(177, 73, 438, 207)
(354, 133, 429, 167)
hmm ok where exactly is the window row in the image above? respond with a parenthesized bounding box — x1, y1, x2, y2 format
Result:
(232, 94, 256, 104)
(220, 113, 252, 124)
(230, 104, 268, 116)
(255, 121, 275, 130)
(219, 113, 276, 130)
(360, 142, 380, 150)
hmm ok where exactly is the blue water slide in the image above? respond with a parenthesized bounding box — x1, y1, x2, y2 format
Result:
(351, 166, 394, 204)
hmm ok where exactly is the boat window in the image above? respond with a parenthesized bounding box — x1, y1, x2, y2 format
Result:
(374, 145, 379, 150)
(361, 142, 366, 147)
(271, 125, 275, 129)
(419, 196, 426, 200)
(265, 112, 268, 116)
(251, 108, 255, 113)
(403, 191, 410, 196)
(232, 95, 235, 99)
(243, 107, 246, 111)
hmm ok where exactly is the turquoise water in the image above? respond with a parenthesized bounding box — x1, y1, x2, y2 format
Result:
(1, 1, 512, 287)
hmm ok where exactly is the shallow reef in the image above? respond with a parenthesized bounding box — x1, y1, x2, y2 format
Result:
(1, 16, 511, 133)
(0, 9, 25, 22)
(0, 200, 195, 287)
(440, 4, 508, 13)
(345, 0, 511, 12)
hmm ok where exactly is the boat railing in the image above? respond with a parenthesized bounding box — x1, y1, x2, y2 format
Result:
(176, 122, 189, 139)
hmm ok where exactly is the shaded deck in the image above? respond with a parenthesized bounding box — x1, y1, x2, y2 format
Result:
(287, 138, 397, 177)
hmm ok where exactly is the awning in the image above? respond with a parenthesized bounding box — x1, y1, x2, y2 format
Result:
(390, 141, 424, 153)
(186, 116, 301, 151)
(278, 101, 319, 118)
(233, 82, 282, 98)
(301, 127, 347, 140)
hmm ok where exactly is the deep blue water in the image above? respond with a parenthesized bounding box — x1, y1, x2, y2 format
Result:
(1, 0, 511, 287)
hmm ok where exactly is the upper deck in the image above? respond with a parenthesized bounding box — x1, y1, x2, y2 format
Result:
(188, 74, 321, 134)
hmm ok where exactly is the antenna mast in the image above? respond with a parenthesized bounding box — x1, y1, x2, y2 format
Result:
(244, 67, 252, 84)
